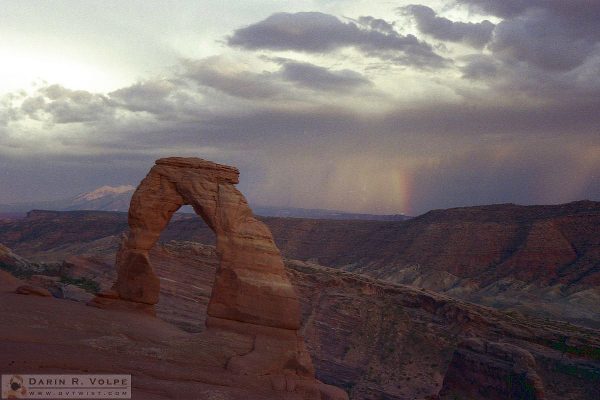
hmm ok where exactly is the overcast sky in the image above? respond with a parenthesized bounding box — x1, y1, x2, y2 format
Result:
(1, 0, 599, 215)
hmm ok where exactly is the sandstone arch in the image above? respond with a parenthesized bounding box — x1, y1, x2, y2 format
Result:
(90, 157, 332, 383)
(109, 157, 301, 330)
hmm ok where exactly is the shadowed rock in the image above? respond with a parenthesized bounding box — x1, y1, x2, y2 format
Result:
(15, 284, 52, 297)
(437, 338, 546, 400)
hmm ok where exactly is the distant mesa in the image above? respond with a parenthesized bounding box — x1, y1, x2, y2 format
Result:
(253, 205, 410, 221)
(89, 157, 347, 399)
(2, 199, 599, 328)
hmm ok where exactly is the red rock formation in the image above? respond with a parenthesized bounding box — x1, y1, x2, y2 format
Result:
(2, 202, 600, 326)
(2, 240, 599, 399)
(496, 220, 577, 284)
(0, 271, 340, 400)
(0, 269, 20, 291)
(15, 284, 52, 297)
(90, 157, 345, 399)
(0, 243, 31, 272)
(437, 338, 546, 400)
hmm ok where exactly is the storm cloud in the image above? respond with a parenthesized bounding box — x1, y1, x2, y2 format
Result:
(1, 2, 599, 214)
(228, 12, 447, 68)
(401, 4, 494, 48)
(279, 61, 372, 92)
(458, 0, 600, 71)
(355, 16, 396, 35)
(21, 85, 114, 124)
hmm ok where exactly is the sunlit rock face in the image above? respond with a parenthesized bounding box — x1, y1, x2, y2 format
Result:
(90, 157, 346, 398)
(111, 157, 301, 328)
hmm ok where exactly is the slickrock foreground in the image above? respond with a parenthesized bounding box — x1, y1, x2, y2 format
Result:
(0, 278, 313, 399)
(1, 240, 599, 399)
(88, 157, 345, 399)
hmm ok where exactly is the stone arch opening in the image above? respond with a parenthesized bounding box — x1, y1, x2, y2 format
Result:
(89, 157, 351, 399)
(150, 219, 217, 332)
(109, 157, 301, 330)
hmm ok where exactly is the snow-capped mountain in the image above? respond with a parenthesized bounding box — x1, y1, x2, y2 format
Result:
(68, 185, 135, 211)
(73, 185, 135, 202)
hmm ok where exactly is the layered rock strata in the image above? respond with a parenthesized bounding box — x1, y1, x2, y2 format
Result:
(437, 338, 546, 400)
(90, 157, 345, 399)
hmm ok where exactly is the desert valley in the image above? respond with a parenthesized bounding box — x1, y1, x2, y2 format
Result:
(0, 158, 598, 400)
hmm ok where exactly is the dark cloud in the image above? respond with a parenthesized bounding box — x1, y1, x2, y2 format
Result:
(2, 70, 600, 213)
(408, 141, 600, 213)
(228, 12, 447, 68)
(456, 0, 600, 72)
(6, 60, 600, 150)
(110, 80, 179, 114)
(182, 58, 283, 100)
(279, 61, 371, 91)
(447, 0, 600, 116)
(460, 54, 499, 79)
(401, 4, 494, 48)
(44, 87, 113, 124)
(228, 12, 379, 52)
(355, 16, 396, 34)
(454, 0, 533, 18)
(489, 9, 591, 71)
(108, 78, 208, 123)
(19, 85, 114, 124)
(180, 57, 375, 101)
(2, 2, 600, 213)
(456, 0, 600, 21)
(3, 56, 378, 145)
(459, 46, 600, 108)
(0, 151, 153, 203)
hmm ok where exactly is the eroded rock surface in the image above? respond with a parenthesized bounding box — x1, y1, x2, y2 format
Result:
(437, 338, 545, 400)
(90, 157, 343, 399)
(107, 158, 300, 327)
(4, 202, 600, 328)
(2, 240, 599, 399)
(15, 284, 52, 297)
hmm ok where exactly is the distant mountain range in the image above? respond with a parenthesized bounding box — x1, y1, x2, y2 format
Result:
(0, 185, 409, 221)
